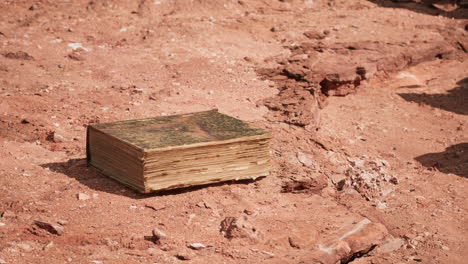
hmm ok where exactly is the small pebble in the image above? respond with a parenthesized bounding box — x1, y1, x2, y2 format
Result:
(152, 228, 167, 240)
(188, 243, 206, 250)
(77, 193, 90, 201)
(270, 26, 281, 32)
(147, 247, 158, 255)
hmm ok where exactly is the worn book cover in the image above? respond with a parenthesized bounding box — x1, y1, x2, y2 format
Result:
(86, 110, 271, 192)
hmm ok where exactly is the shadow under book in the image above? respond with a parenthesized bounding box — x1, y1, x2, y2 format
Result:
(86, 110, 271, 193)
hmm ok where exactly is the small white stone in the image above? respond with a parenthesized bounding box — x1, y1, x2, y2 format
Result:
(297, 151, 314, 167)
(68, 43, 89, 51)
(77, 193, 90, 201)
(261, 251, 275, 257)
(188, 243, 206, 250)
(152, 228, 167, 240)
(376, 202, 387, 210)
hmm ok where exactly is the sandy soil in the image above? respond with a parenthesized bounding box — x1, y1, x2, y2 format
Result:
(0, 0, 467, 263)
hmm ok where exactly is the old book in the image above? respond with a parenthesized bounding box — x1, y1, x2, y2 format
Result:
(86, 110, 270, 193)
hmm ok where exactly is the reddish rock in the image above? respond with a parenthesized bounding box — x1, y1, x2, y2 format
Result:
(34, 220, 65, 236)
(3, 51, 34, 60)
(220, 216, 260, 241)
(304, 30, 328, 40)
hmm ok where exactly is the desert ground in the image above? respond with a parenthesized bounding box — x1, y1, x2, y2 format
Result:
(0, 0, 467, 263)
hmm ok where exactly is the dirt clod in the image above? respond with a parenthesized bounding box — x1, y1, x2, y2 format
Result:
(3, 51, 34, 60)
(282, 178, 327, 194)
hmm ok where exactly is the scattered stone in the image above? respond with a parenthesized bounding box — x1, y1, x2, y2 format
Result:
(289, 54, 309, 62)
(297, 151, 315, 167)
(67, 50, 85, 61)
(104, 238, 119, 247)
(408, 256, 423, 262)
(3, 51, 34, 60)
(160, 242, 175, 251)
(46, 131, 65, 143)
(220, 216, 260, 240)
(175, 251, 194, 261)
(243, 209, 256, 215)
(34, 220, 64, 236)
(43, 241, 54, 251)
(152, 228, 167, 241)
(282, 178, 327, 194)
(147, 247, 158, 256)
(376, 201, 388, 210)
(77, 192, 90, 201)
(260, 251, 275, 257)
(29, 4, 39, 10)
(1, 210, 15, 219)
(0, 258, 6, 264)
(17, 242, 33, 252)
(188, 242, 206, 250)
(304, 29, 328, 40)
(288, 236, 309, 249)
(91, 261, 103, 264)
(270, 26, 282, 32)
(0, 222, 5, 227)
(377, 237, 405, 254)
(68, 43, 89, 51)
(57, 219, 68, 225)
(243, 56, 254, 62)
